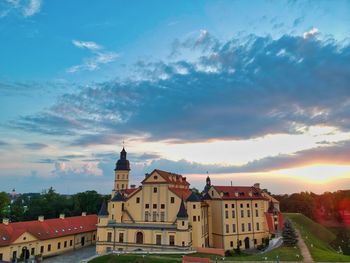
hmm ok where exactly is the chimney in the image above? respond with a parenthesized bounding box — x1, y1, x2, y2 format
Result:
(59, 213, 65, 219)
(254, 183, 260, 189)
(130, 184, 136, 189)
(38, 216, 44, 222)
(82, 212, 87, 216)
(2, 218, 9, 225)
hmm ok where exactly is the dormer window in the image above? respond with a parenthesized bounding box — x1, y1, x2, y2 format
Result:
(154, 176, 158, 180)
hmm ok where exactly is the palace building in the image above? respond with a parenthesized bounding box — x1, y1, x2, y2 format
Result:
(0, 214, 97, 262)
(96, 147, 282, 254)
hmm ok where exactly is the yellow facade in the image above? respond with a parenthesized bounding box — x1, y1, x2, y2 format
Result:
(96, 148, 280, 254)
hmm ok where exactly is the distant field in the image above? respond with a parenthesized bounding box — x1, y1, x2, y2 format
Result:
(284, 213, 350, 262)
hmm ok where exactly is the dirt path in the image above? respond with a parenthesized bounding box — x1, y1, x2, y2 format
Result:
(295, 229, 313, 262)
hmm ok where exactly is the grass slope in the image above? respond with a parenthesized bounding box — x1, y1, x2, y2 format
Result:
(284, 213, 350, 262)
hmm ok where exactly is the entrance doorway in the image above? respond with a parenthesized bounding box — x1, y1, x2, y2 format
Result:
(136, 232, 143, 244)
(244, 237, 250, 249)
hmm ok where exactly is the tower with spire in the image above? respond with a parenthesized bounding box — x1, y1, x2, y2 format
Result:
(113, 147, 130, 195)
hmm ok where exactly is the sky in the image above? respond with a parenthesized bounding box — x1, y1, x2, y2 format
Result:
(0, 0, 350, 194)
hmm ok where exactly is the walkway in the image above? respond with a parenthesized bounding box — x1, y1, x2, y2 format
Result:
(44, 246, 96, 263)
(295, 229, 313, 262)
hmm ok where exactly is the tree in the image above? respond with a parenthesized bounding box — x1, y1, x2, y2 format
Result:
(0, 192, 10, 219)
(282, 219, 298, 246)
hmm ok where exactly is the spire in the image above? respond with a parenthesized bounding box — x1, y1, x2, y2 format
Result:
(176, 199, 188, 218)
(204, 172, 211, 193)
(115, 146, 130, 171)
(98, 200, 109, 216)
(111, 192, 125, 202)
(186, 191, 202, 202)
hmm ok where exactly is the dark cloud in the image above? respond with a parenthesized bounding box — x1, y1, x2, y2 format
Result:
(23, 143, 48, 150)
(0, 140, 9, 146)
(60, 154, 86, 159)
(11, 33, 350, 145)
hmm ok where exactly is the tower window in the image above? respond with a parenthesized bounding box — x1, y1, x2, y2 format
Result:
(136, 197, 140, 203)
(171, 197, 175, 203)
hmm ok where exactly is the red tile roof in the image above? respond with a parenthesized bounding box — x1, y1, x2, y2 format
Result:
(213, 186, 266, 200)
(142, 169, 190, 187)
(0, 215, 97, 247)
(264, 212, 283, 233)
(169, 187, 192, 200)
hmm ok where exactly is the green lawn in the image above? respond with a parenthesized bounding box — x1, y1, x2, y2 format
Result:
(284, 213, 350, 262)
(89, 246, 302, 263)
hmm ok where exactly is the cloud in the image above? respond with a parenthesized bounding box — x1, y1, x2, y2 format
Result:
(67, 40, 118, 73)
(303, 27, 319, 39)
(1, 0, 42, 18)
(0, 140, 9, 146)
(52, 161, 103, 177)
(12, 32, 350, 146)
(72, 40, 102, 50)
(23, 142, 47, 150)
(22, 0, 42, 17)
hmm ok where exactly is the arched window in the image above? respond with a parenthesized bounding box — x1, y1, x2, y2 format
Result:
(136, 232, 143, 244)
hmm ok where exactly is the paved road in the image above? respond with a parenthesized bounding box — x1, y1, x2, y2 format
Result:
(43, 246, 96, 263)
(295, 229, 313, 262)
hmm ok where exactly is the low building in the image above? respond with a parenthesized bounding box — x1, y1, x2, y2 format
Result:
(96, 147, 282, 254)
(0, 213, 97, 262)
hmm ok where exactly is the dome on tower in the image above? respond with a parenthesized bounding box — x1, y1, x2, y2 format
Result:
(115, 147, 131, 171)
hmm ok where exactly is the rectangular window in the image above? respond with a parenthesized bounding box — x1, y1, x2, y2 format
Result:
(136, 197, 140, 203)
(248, 223, 252, 231)
(193, 216, 196, 222)
(40, 246, 44, 253)
(247, 210, 250, 217)
(145, 204, 149, 209)
(255, 203, 258, 208)
(255, 210, 259, 217)
(226, 224, 229, 233)
(225, 210, 229, 219)
(31, 248, 35, 255)
(198, 216, 200, 221)
(247, 203, 250, 208)
(48, 244, 51, 252)
(231, 204, 235, 208)
(241, 223, 245, 232)
(232, 224, 236, 233)
(193, 204, 196, 209)
(153, 204, 157, 209)
(64, 241, 67, 248)
(107, 232, 112, 242)
(58, 242, 61, 249)
(256, 222, 260, 231)
(156, 235, 161, 245)
(161, 204, 165, 209)
(230, 241, 233, 247)
(241, 210, 244, 218)
(119, 233, 124, 243)
(160, 212, 165, 222)
(70, 240, 73, 246)
(254, 239, 257, 244)
(232, 210, 235, 218)
(240, 203, 243, 208)
(145, 212, 149, 221)
(152, 211, 157, 221)
(153, 187, 157, 193)
(169, 235, 175, 246)
(0, 253, 2, 260)
(225, 204, 228, 208)
(171, 197, 175, 203)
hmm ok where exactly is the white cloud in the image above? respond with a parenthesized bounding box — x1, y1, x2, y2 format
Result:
(303, 27, 319, 39)
(52, 161, 103, 176)
(1, 0, 42, 17)
(23, 0, 42, 17)
(72, 40, 102, 51)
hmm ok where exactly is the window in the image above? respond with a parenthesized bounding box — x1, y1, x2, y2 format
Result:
(153, 204, 157, 209)
(247, 210, 250, 217)
(241, 210, 244, 217)
(58, 242, 61, 249)
(193, 216, 196, 222)
(122, 203, 124, 211)
(107, 232, 112, 242)
(169, 235, 175, 246)
(248, 223, 252, 231)
(255, 203, 258, 208)
(226, 224, 229, 233)
(48, 244, 51, 252)
(254, 239, 257, 244)
(182, 241, 185, 246)
(225, 204, 228, 208)
(171, 197, 175, 203)
(198, 216, 200, 221)
(119, 233, 124, 243)
(255, 210, 259, 217)
(193, 204, 196, 209)
(93, 234, 96, 241)
(160, 212, 165, 222)
(241, 223, 245, 232)
(0, 253, 2, 260)
(70, 240, 73, 246)
(161, 204, 165, 209)
(182, 221, 185, 226)
(232, 210, 235, 218)
(153, 187, 158, 193)
(231, 204, 235, 208)
(145, 212, 149, 221)
(230, 241, 233, 247)
(145, 204, 149, 209)
(156, 235, 161, 245)
(256, 222, 260, 231)
(154, 175, 158, 180)
(136, 197, 140, 203)
(121, 184, 124, 189)
(247, 203, 250, 208)
(112, 214, 114, 220)
(64, 241, 67, 248)
(152, 211, 157, 221)
(232, 224, 236, 233)
(225, 210, 229, 219)
(240, 203, 243, 208)
(31, 248, 35, 255)
(40, 246, 44, 253)
(211, 190, 214, 196)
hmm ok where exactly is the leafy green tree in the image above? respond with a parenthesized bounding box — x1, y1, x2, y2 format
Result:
(282, 219, 298, 246)
(0, 192, 10, 219)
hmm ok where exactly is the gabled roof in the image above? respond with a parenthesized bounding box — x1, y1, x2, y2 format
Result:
(0, 215, 97, 247)
(169, 187, 192, 200)
(186, 192, 202, 202)
(177, 199, 188, 218)
(142, 169, 190, 187)
(111, 192, 125, 202)
(212, 186, 266, 200)
(98, 201, 109, 216)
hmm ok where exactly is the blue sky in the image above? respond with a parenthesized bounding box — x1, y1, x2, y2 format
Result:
(1, 0, 350, 194)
